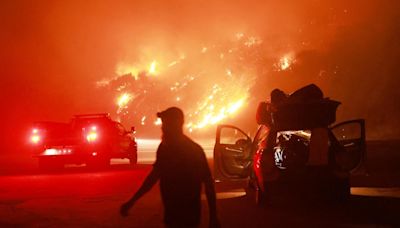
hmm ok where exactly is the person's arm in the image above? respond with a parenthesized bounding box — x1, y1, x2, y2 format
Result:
(204, 176, 220, 228)
(120, 168, 160, 216)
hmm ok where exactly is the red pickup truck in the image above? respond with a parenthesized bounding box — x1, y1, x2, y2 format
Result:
(29, 113, 137, 170)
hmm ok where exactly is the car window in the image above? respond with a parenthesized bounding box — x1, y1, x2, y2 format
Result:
(331, 122, 361, 141)
(71, 117, 108, 130)
(220, 128, 248, 145)
(277, 130, 311, 142)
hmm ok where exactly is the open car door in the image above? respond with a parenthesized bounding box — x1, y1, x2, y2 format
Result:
(214, 125, 253, 181)
(329, 119, 366, 172)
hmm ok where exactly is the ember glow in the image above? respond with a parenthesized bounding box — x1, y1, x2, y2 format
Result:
(117, 93, 133, 114)
(148, 61, 157, 75)
(186, 84, 248, 131)
(116, 63, 140, 79)
(1, 0, 399, 149)
(187, 97, 246, 131)
(99, 33, 259, 132)
(277, 53, 296, 71)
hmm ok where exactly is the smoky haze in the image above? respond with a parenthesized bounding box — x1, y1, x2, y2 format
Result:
(1, 0, 399, 153)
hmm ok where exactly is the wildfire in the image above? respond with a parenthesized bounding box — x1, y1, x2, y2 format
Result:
(185, 83, 249, 131)
(117, 93, 133, 113)
(278, 53, 295, 71)
(141, 116, 146, 125)
(116, 63, 140, 79)
(148, 60, 157, 75)
(154, 118, 162, 126)
(244, 36, 262, 47)
(188, 98, 246, 130)
(114, 59, 159, 80)
(98, 33, 265, 132)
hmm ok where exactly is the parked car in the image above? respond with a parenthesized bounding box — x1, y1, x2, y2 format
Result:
(29, 113, 137, 169)
(214, 102, 366, 205)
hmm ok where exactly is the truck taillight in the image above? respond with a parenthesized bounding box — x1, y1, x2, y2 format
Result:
(86, 126, 98, 143)
(31, 135, 41, 144)
(30, 128, 41, 144)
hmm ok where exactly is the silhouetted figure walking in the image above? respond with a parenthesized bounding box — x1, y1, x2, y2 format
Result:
(120, 107, 220, 228)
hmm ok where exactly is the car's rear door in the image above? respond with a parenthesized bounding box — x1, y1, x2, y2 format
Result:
(329, 119, 366, 172)
(214, 125, 253, 181)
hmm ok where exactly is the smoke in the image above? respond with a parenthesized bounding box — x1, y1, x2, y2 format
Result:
(1, 0, 399, 152)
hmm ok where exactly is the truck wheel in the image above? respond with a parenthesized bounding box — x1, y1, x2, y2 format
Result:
(38, 157, 64, 171)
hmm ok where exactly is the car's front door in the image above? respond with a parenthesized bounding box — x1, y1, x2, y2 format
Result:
(329, 119, 366, 172)
(214, 125, 252, 181)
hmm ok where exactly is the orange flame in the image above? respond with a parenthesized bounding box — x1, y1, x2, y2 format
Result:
(102, 33, 263, 131)
(278, 53, 295, 71)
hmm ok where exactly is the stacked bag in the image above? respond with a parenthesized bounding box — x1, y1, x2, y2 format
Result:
(256, 84, 340, 130)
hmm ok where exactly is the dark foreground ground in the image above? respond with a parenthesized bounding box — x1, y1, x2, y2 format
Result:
(0, 140, 399, 227)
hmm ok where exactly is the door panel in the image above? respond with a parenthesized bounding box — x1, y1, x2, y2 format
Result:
(214, 125, 252, 180)
(329, 119, 366, 172)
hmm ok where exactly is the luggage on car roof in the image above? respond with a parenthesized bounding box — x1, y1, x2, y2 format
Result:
(256, 84, 341, 130)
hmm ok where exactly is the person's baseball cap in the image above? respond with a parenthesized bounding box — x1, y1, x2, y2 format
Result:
(156, 107, 184, 124)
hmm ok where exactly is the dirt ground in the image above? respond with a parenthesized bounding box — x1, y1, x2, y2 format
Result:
(0, 140, 399, 227)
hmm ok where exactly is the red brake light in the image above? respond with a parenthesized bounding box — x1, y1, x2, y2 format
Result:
(30, 128, 41, 144)
(86, 126, 98, 142)
(31, 135, 41, 144)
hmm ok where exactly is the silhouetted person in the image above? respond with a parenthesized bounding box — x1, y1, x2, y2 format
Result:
(120, 107, 220, 228)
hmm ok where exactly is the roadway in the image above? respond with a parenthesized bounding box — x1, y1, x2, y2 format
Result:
(0, 139, 399, 227)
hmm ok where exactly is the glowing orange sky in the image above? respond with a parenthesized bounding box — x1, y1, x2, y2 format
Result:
(1, 0, 399, 148)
